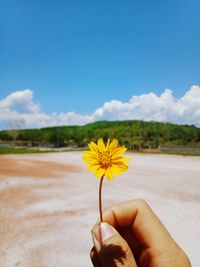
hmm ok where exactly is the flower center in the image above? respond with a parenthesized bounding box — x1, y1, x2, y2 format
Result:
(99, 151, 111, 169)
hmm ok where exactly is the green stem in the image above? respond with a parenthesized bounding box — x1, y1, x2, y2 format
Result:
(99, 175, 104, 222)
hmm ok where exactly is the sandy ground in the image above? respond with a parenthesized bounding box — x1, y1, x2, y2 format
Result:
(0, 152, 200, 267)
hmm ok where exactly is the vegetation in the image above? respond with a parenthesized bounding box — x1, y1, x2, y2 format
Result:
(0, 147, 43, 154)
(1, 120, 200, 151)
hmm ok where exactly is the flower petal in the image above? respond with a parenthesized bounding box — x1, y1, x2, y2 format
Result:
(83, 151, 99, 162)
(105, 168, 113, 180)
(111, 146, 127, 158)
(110, 165, 122, 175)
(116, 163, 128, 171)
(112, 157, 131, 163)
(105, 138, 110, 150)
(82, 155, 98, 163)
(87, 164, 99, 172)
(95, 168, 105, 178)
(109, 139, 118, 153)
(98, 138, 106, 152)
(84, 150, 98, 157)
(88, 142, 99, 153)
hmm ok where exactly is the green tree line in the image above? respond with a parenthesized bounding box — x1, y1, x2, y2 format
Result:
(0, 120, 200, 149)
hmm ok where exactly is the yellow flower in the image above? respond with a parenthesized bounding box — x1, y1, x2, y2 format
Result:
(83, 138, 131, 180)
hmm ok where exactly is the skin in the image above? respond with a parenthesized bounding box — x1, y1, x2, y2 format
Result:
(91, 199, 191, 267)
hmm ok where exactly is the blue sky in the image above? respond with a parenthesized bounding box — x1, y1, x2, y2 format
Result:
(0, 0, 200, 129)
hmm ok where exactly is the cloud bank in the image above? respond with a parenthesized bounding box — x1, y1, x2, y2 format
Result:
(0, 85, 200, 130)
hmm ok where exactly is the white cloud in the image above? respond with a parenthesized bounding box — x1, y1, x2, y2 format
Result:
(0, 89, 40, 114)
(0, 85, 200, 130)
(0, 90, 49, 129)
(91, 85, 200, 126)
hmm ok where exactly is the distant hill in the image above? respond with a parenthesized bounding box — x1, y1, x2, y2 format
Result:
(0, 120, 200, 149)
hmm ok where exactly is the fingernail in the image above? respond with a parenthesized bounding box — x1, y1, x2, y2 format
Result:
(92, 223, 117, 245)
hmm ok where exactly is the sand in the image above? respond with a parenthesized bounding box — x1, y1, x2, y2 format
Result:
(0, 152, 200, 267)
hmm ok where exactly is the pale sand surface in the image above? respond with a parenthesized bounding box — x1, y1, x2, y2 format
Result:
(0, 152, 200, 267)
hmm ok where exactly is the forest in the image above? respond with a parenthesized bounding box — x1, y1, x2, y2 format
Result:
(0, 120, 200, 150)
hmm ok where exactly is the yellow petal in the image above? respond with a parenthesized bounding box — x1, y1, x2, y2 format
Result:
(87, 164, 99, 172)
(82, 155, 98, 163)
(116, 163, 128, 171)
(111, 146, 127, 158)
(97, 138, 106, 152)
(84, 150, 98, 158)
(110, 165, 122, 175)
(83, 151, 93, 157)
(88, 142, 99, 153)
(105, 138, 110, 150)
(105, 168, 113, 180)
(112, 157, 131, 163)
(83, 151, 98, 161)
(109, 139, 118, 153)
(83, 150, 90, 155)
(82, 156, 90, 163)
(95, 168, 105, 178)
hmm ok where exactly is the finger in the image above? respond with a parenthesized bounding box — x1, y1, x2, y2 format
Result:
(92, 222, 137, 267)
(102, 199, 174, 250)
(90, 247, 103, 267)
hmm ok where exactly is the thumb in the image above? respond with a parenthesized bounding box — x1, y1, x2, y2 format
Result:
(91, 222, 137, 267)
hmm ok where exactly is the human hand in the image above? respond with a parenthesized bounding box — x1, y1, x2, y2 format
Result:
(90, 199, 191, 267)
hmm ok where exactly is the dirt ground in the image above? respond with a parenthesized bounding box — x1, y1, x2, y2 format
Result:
(0, 152, 200, 267)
